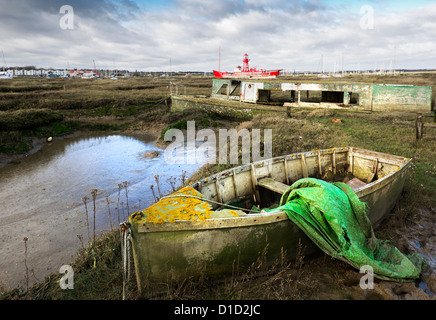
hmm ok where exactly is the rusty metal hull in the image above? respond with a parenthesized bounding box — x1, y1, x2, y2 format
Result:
(129, 147, 411, 296)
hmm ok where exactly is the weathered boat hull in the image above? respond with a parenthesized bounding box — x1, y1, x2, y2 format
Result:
(129, 147, 411, 296)
(129, 215, 313, 293)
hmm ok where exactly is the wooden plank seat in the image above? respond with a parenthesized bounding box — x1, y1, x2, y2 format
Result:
(257, 177, 290, 195)
(345, 177, 367, 191)
(258, 176, 368, 195)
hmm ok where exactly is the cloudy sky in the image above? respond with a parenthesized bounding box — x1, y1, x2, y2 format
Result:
(0, 0, 435, 72)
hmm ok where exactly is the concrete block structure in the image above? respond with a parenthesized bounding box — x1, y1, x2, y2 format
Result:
(211, 78, 433, 114)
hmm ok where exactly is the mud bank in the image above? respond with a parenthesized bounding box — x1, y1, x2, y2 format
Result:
(0, 128, 208, 291)
(305, 207, 436, 300)
(0, 136, 46, 169)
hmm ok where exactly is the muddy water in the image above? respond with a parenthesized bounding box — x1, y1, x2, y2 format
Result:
(0, 132, 211, 290)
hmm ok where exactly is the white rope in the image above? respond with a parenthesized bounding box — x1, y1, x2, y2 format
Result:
(121, 222, 132, 300)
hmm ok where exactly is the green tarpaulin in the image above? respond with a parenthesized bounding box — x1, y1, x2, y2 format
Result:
(272, 178, 424, 282)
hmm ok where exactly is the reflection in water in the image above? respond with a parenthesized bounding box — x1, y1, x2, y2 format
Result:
(0, 132, 214, 289)
(0, 133, 212, 229)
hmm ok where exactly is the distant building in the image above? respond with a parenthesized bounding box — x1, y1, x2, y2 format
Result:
(81, 70, 97, 78)
(69, 70, 81, 78)
(2, 67, 101, 78)
(0, 69, 14, 79)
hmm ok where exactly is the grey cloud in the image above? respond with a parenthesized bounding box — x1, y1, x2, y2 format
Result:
(174, 0, 246, 19)
(0, 0, 435, 71)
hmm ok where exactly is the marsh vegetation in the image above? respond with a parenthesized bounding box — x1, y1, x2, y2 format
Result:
(1, 73, 435, 300)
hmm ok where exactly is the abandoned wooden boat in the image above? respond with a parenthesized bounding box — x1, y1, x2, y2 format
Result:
(128, 147, 411, 296)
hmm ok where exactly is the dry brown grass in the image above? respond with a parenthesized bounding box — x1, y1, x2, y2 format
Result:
(1, 73, 435, 300)
(237, 112, 341, 156)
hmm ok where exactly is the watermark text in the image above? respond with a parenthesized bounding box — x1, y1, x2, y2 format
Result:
(164, 121, 272, 165)
(59, 264, 74, 289)
(59, 5, 74, 30)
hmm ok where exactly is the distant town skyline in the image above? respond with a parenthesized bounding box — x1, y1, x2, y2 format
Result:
(1, 0, 435, 72)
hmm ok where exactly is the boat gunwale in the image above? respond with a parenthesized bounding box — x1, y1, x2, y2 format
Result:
(137, 210, 289, 233)
(135, 147, 411, 233)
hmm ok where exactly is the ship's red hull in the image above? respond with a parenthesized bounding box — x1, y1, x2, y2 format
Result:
(213, 69, 281, 79)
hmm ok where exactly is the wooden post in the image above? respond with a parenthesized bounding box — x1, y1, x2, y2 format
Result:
(415, 113, 424, 140)
(286, 106, 291, 118)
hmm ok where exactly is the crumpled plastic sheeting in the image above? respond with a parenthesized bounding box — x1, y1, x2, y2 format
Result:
(273, 178, 425, 282)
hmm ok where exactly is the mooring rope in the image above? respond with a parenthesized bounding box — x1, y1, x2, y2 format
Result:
(158, 194, 260, 213)
(120, 222, 132, 300)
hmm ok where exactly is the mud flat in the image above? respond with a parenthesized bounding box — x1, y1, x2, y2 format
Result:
(0, 131, 211, 290)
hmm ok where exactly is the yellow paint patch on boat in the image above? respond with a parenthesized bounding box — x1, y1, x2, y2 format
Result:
(229, 210, 240, 217)
(131, 186, 214, 224)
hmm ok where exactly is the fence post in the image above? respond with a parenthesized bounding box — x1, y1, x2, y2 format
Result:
(415, 113, 424, 140)
(286, 106, 291, 118)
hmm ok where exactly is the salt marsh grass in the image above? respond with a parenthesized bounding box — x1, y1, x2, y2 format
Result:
(1, 73, 435, 300)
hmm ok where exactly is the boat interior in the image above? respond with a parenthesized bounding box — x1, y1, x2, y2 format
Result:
(191, 147, 408, 216)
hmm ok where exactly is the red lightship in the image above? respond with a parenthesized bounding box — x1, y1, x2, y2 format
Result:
(213, 53, 282, 79)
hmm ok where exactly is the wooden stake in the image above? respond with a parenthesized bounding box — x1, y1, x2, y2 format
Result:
(286, 106, 291, 118)
(415, 113, 424, 140)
